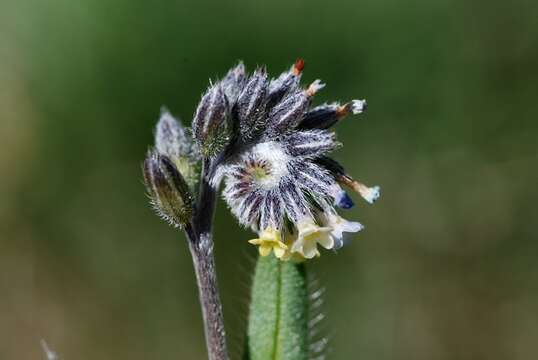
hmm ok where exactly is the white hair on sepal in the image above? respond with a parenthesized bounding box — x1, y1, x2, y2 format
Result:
(236, 68, 269, 140)
(220, 61, 247, 104)
(155, 107, 200, 161)
(210, 162, 231, 188)
(232, 191, 260, 228)
(266, 89, 311, 135)
(280, 178, 314, 224)
(294, 163, 337, 205)
(259, 190, 284, 231)
(284, 129, 340, 159)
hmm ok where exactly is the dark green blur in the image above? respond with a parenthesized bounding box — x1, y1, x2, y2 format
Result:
(1, 0, 537, 358)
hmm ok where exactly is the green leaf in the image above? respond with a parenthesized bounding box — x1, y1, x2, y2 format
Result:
(247, 255, 308, 360)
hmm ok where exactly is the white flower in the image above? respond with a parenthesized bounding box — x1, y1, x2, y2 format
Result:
(291, 219, 333, 259)
(320, 212, 363, 249)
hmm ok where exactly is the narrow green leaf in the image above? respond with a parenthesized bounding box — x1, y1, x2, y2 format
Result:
(247, 255, 308, 360)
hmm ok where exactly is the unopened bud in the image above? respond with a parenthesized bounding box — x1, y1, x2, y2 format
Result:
(300, 99, 366, 130)
(267, 89, 310, 134)
(155, 109, 201, 191)
(337, 174, 381, 204)
(267, 59, 304, 107)
(235, 68, 269, 139)
(192, 84, 230, 156)
(143, 151, 194, 227)
(316, 156, 381, 204)
(156, 109, 198, 161)
(221, 61, 247, 104)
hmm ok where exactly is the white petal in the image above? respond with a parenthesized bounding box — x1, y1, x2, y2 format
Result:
(317, 233, 334, 250)
(341, 220, 364, 233)
(361, 185, 380, 204)
(302, 240, 318, 258)
(332, 235, 344, 249)
(291, 239, 304, 253)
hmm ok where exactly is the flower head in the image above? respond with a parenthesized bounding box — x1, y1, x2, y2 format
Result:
(205, 60, 380, 260)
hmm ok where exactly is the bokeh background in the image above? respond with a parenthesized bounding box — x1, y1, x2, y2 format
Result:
(1, 0, 537, 358)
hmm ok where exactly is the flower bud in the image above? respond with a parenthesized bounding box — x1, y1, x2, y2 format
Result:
(266, 89, 310, 135)
(192, 84, 230, 157)
(300, 99, 366, 130)
(315, 156, 381, 204)
(234, 68, 269, 139)
(155, 109, 200, 191)
(267, 58, 304, 107)
(220, 61, 247, 105)
(143, 151, 194, 227)
(156, 109, 199, 161)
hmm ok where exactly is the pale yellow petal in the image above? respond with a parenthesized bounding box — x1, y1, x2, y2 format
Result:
(259, 245, 272, 257)
(273, 246, 286, 258)
(260, 227, 281, 242)
(279, 251, 292, 261)
(248, 238, 262, 245)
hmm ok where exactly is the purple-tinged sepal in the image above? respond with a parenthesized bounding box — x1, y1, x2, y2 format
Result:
(220, 61, 247, 105)
(143, 151, 194, 228)
(192, 84, 231, 157)
(267, 58, 304, 107)
(234, 68, 269, 140)
(155, 109, 201, 191)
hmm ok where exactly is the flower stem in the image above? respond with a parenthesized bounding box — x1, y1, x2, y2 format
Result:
(186, 226, 229, 360)
(184, 158, 229, 360)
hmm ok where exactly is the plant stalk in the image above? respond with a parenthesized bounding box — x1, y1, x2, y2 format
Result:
(184, 158, 229, 360)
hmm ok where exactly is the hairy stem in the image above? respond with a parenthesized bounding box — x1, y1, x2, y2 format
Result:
(196, 158, 217, 235)
(187, 228, 229, 360)
(185, 158, 229, 360)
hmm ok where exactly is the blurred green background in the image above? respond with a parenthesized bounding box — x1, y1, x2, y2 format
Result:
(1, 0, 537, 358)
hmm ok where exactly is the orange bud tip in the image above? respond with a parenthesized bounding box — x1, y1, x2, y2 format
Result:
(293, 58, 305, 75)
(336, 104, 350, 118)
